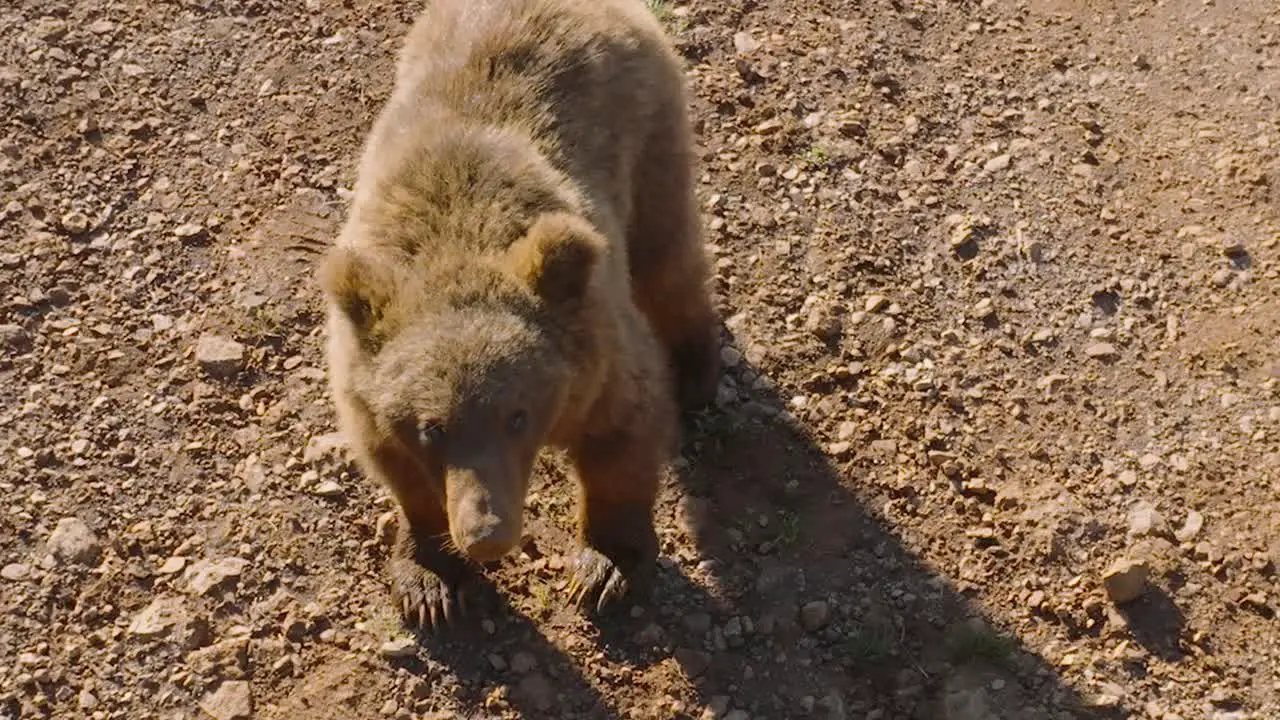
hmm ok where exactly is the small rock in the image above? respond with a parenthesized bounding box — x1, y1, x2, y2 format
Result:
(196, 334, 246, 378)
(312, 480, 344, 498)
(47, 517, 101, 565)
(129, 597, 187, 639)
(1210, 268, 1233, 288)
(1175, 510, 1204, 542)
(1085, 342, 1117, 359)
(720, 346, 742, 368)
(199, 680, 252, 720)
(864, 294, 888, 313)
(984, 154, 1012, 173)
(59, 211, 90, 235)
(516, 673, 554, 712)
(158, 556, 187, 575)
(1220, 237, 1246, 257)
(682, 612, 712, 634)
(732, 31, 760, 55)
(186, 638, 250, 679)
(174, 223, 206, 240)
(1127, 501, 1167, 538)
(674, 648, 711, 678)
(380, 637, 417, 659)
(303, 432, 346, 463)
(1102, 557, 1150, 604)
(184, 557, 250, 595)
(2, 563, 31, 581)
(0, 324, 32, 353)
(510, 651, 537, 674)
(800, 600, 830, 632)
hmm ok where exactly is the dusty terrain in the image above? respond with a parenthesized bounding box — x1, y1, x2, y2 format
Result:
(1, 0, 1278, 718)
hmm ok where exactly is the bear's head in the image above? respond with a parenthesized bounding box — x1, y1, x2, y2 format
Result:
(318, 212, 606, 563)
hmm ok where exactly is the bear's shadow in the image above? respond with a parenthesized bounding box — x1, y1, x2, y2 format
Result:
(394, 354, 1125, 719)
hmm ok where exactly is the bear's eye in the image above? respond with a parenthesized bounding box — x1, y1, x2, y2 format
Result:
(418, 420, 446, 447)
(507, 410, 527, 435)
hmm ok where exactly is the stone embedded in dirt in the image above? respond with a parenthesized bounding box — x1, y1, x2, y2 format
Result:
(59, 211, 90, 235)
(380, 637, 417, 659)
(510, 651, 537, 674)
(187, 638, 250, 679)
(128, 596, 187, 639)
(1127, 502, 1168, 538)
(199, 680, 252, 720)
(196, 334, 246, 378)
(157, 556, 186, 575)
(732, 31, 760, 55)
(864, 294, 888, 313)
(674, 648, 711, 678)
(683, 612, 712, 634)
(47, 517, 101, 565)
(1102, 557, 1150, 604)
(303, 432, 346, 463)
(1175, 509, 1204, 542)
(2, 563, 31, 581)
(984, 153, 1012, 173)
(800, 600, 831, 632)
(516, 673, 554, 712)
(720, 346, 742, 368)
(1085, 342, 1117, 359)
(0, 324, 32, 353)
(184, 557, 250, 595)
(312, 480, 344, 498)
(1219, 237, 1246, 257)
(174, 223, 206, 240)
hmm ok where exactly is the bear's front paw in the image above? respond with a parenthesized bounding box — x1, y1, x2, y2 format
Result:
(566, 547, 654, 614)
(389, 557, 471, 633)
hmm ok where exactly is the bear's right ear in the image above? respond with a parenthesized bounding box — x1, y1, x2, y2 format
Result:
(316, 246, 397, 334)
(507, 212, 606, 310)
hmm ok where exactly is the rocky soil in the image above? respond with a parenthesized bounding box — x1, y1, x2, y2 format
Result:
(2, 0, 1278, 718)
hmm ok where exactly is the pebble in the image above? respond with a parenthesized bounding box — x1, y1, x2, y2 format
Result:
(184, 557, 250, 595)
(2, 563, 31, 581)
(799, 600, 831, 632)
(1085, 342, 1117, 359)
(864, 294, 888, 313)
(196, 333, 246, 378)
(1127, 501, 1167, 538)
(380, 638, 417, 659)
(303, 432, 346, 463)
(157, 556, 186, 575)
(1175, 510, 1204, 542)
(174, 223, 205, 240)
(59, 211, 90, 235)
(47, 517, 101, 565)
(199, 680, 252, 720)
(510, 651, 537, 674)
(1102, 557, 1150, 604)
(0, 324, 32, 353)
(313, 480, 344, 497)
(984, 153, 1012, 172)
(674, 648, 711, 678)
(1210, 268, 1233, 288)
(128, 596, 187, 638)
(720, 346, 742, 368)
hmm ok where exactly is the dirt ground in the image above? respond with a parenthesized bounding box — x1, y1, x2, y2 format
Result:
(2, 0, 1278, 718)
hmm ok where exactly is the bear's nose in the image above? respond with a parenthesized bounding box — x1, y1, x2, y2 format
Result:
(456, 514, 518, 562)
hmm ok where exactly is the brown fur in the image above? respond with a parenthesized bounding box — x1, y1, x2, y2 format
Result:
(317, 0, 720, 629)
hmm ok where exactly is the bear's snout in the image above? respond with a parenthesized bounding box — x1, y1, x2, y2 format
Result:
(446, 468, 522, 562)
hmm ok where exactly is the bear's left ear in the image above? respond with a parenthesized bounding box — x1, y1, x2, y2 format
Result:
(507, 212, 606, 309)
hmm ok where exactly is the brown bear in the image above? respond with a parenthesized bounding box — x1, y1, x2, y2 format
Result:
(317, 0, 720, 631)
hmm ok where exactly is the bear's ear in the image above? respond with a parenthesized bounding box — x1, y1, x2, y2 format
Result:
(507, 213, 606, 309)
(317, 245, 398, 334)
